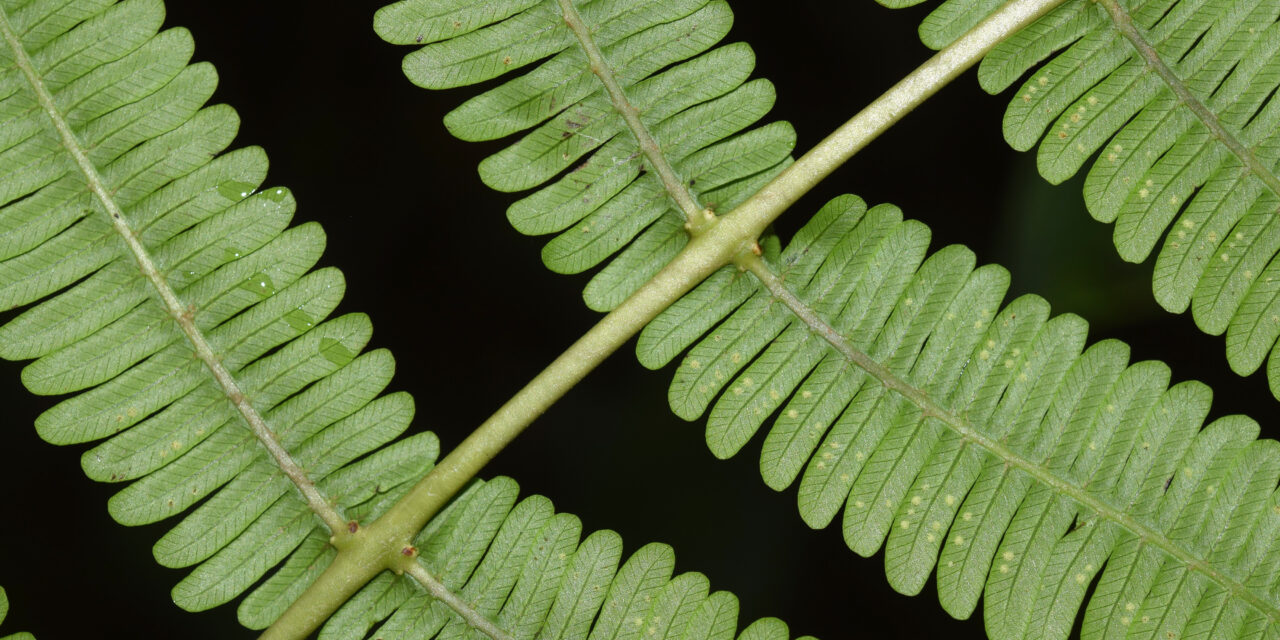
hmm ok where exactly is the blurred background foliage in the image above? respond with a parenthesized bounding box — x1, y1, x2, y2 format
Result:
(0, 1, 1270, 638)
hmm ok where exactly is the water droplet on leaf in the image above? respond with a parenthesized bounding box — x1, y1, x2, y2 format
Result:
(238, 272, 276, 298)
(217, 180, 256, 201)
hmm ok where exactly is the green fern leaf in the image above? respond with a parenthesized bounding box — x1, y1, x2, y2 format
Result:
(372, 0, 1280, 636)
(638, 193, 1280, 640)
(314, 476, 816, 640)
(897, 0, 1280, 397)
(0, 0, 449, 624)
(374, 0, 795, 311)
(0, 3, 828, 637)
(0, 587, 33, 640)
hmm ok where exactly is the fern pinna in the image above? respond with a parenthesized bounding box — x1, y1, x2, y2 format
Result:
(892, 0, 1280, 400)
(377, 0, 1280, 639)
(374, 0, 795, 312)
(0, 1, 817, 639)
(654, 195, 1280, 640)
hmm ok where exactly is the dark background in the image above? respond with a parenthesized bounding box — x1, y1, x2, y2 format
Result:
(0, 1, 1274, 638)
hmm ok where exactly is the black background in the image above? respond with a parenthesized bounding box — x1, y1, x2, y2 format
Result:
(0, 1, 1274, 638)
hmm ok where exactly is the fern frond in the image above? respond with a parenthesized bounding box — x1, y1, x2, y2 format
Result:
(0, 3, 827, 637)
(371, 1, 1280, 635)
(897, 0, 1280, 397)
(0, 587, 33, 640)
(312, 476, 814, 640)
(640, 193, 1280, 640)
(0, 0, 439, 623)
(374, 0, 795, 311)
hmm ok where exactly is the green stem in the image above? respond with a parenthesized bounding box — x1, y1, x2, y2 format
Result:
(262, 224, 743, 639)
(258, 529, 389, 640)
(259, 537, 516, 640)
(265, 0, 1066, 634)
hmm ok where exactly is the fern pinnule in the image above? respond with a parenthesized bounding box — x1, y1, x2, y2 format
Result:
(0, 587, 32, 640)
